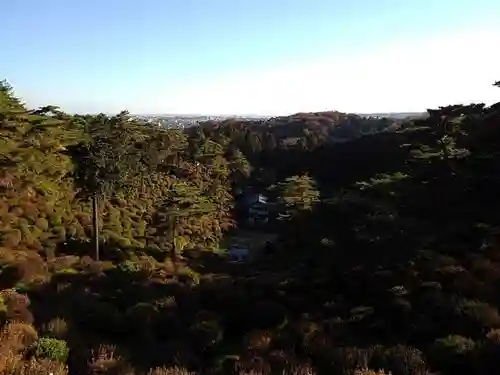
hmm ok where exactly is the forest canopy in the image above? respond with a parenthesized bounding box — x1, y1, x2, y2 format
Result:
(1, 79, 500, 375)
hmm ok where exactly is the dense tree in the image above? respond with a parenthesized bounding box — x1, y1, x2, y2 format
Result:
(68, 111, 147, 260)
(276, 174, 320, 215)
(152, 180, 217, 265)
(3, 79, 500, 375)
(0, 83, 78, 254)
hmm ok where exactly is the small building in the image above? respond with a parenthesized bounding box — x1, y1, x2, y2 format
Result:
(245, 193, 269, 225)
(244, 193, 268, 206)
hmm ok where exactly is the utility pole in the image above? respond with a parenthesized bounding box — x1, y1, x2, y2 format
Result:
(92, 194, 100, 261)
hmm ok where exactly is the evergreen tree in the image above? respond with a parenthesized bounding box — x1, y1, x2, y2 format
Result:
(277, 174, 320, 215)
(68, 111, 146, 260)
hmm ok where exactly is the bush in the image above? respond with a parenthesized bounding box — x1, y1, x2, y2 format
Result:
(88, 344, 126, 375)
(1, 289, 34, 324)
(126, 302, 158, 326)
(0, 321, 38, 352)
(136, 256, 157, 278)
(55, 267, 78, 276)
(244, 330, 273, 351)
(430, 335, 476, 357)
(43, 317, 68, 339)
(189, 319, 223, 349)
(20, 358, 68, 375)
(370, 345, 427, 375)
(1, 357, 68, 375)
(52, 226, 66, 242)
(118, 237, 132, 247)
(429, 335, 476, 374)
(2, 229, 22, 247)
(117, 260, 140, 274)
(9, 252, 49, 285)
(34, 217, 49, 231)
(282, 363, 316, 375)
(324, 347, 373, 374)
(49, 214, 63, 227)
(176, 266, 200, 285)
(0, 295, 6, 314)
(13, 281, 29, 293)
(18, 219, 30, 236)
(355, 370, 391, 375)
(78, 256, 104, 274)
(50, 256, 80, 270)
(458, 299, 500, 334)
(148, 367, 195, 375)
(35, 337, 69, 363)
(486, 328, 500, 344)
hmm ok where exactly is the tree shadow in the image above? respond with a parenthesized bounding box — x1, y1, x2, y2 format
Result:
(24, 218, 484, 375)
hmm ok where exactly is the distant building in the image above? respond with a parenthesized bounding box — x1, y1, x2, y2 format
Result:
(244, 193, 269, 225)
(244, 193, 268, 206)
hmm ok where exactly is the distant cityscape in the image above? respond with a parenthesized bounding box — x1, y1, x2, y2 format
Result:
(131, 112, 425, 129)
(131, 114, 270, 129)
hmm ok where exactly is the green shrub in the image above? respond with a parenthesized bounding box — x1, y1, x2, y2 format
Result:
(429, 335, 476, 374)
(53, 226, 66, 241)
(177, 266, 200, 285)
(0, 295, 6, 313)
(49, 214, 63, 226)
(107, 206, 121, 218)
(126, 302, 158, 329)
(118, 237, 132, 247)
(431, 335, 476, 357)
(330, 347, 373, 374)
(23, 203, 40, 221)
(77, 213, 92, 227)
(189, 319, 223, 349)
(31, 226, 43, 239)
(35, 217, 49, 231)
(3, 229, 22, 247)
(66, 225, 77, 238)
(136, 221, 146, 236)
(486, 328, 500, 344)
(370, 345, 427, 375)
(18, 219, 30, 235)
(14, 281, 29, 293)
(10, 206, 24, 217)
(131, 239, 145, 248)
(118, 260, 140, 274)
(122, 218, 133, 231)
(74, 223, 86, 238)
(35, 337, 69, 362)
(459, 299, 500, 332)
(55, 267, 78, 275)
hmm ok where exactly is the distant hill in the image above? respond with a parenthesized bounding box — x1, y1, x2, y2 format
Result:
(358, 112, 427, 120)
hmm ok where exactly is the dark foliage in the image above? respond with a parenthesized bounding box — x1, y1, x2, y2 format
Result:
(2, 79, 500, 375)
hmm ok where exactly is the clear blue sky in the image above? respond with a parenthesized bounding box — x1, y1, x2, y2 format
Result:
(2, 0, 500, 115)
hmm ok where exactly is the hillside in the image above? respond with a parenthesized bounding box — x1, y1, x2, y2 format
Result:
(1, 79, 500, 375)
(359, 112, 427, 120)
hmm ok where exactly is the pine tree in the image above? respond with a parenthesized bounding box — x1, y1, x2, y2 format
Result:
(277, 174, 320, 215)
(152, 180, 216, 265)
(0, 81, 77, 251)
(68, 111, 147, 260)
(408, 104, 483, 173)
